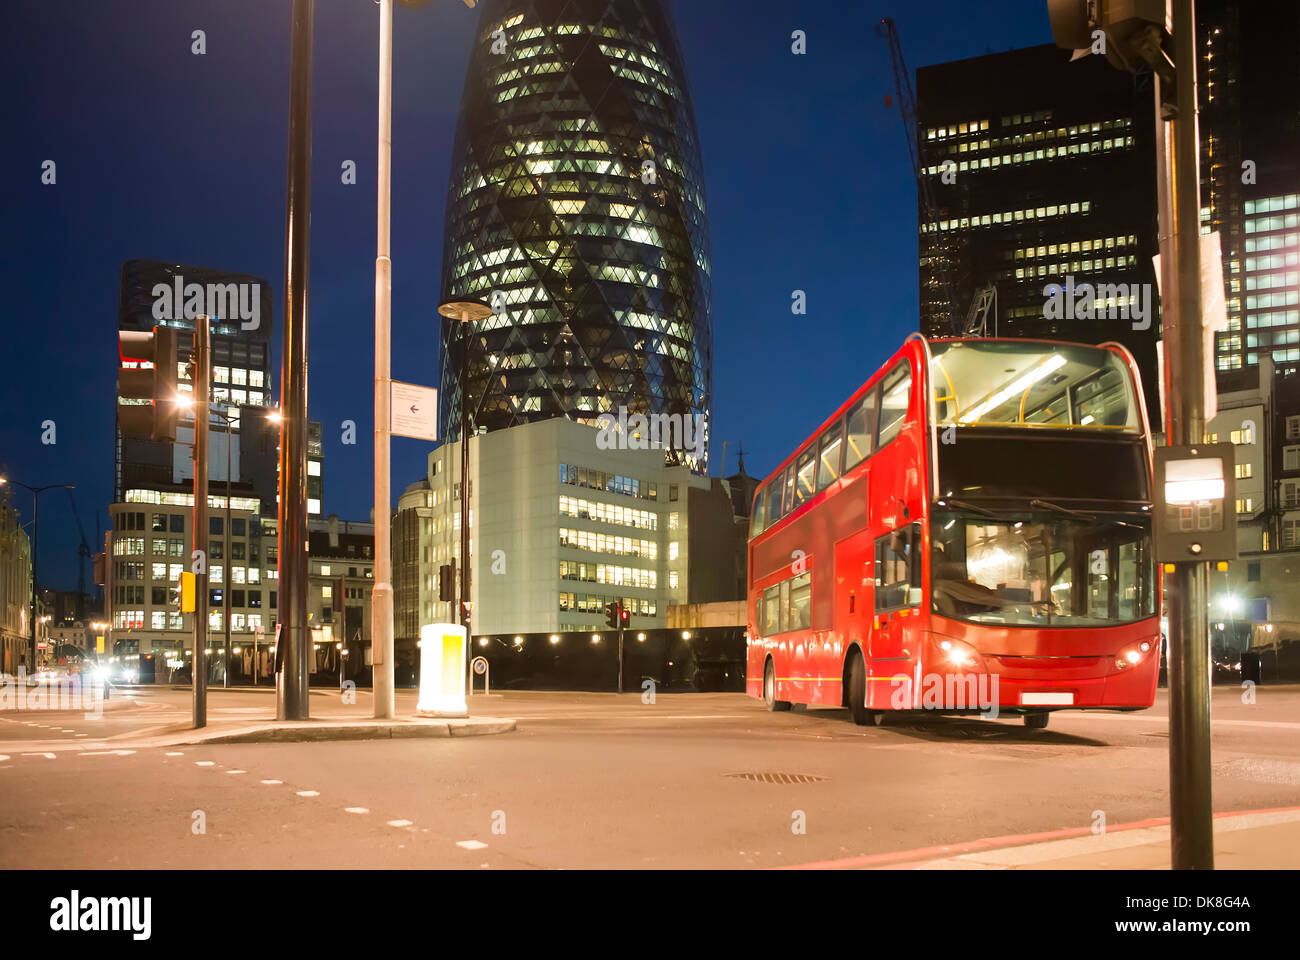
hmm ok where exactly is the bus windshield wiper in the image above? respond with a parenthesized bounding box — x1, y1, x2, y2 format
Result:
(939, 498, 1008, 520)
(1030, 498, 1144, 530)
(1030, 498, 1096, 522)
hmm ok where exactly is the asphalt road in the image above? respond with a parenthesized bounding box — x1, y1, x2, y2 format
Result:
(2, 686, 1299, 868)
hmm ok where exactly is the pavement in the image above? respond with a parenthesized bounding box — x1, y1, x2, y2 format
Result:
(0, 682, 514, 750)
(3, 685, 1298, 869)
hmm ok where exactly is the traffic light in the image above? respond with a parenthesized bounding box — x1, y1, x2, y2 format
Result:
(438, 560, 456, 602)
(604, 602, 619, 629)
(1047, 0, 1172, 81)
(170, 572, 196, 613)
(619, 605, 630, 627)
(117, 325, 182, 441)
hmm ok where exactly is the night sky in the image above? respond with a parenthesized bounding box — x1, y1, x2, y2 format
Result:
(1, 0, 1052, 590)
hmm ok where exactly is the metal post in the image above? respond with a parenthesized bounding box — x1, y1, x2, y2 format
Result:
(1162, 0, 1214, 870)
(372, 0, 396, 720)
(460, 339, 470, 636)
(193, 316, 211, 729)
(277, 0, 314, 722)
(28, 491, 38, 671)
(224, 416, 231, 688)
(617, 616, 624, 695)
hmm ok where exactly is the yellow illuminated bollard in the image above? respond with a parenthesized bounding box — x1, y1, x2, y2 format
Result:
(416, 623, 468, 718)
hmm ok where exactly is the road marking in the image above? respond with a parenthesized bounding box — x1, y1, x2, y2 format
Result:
(227, 769, 246, 775)
(0, 755, 8, 762)
(297, 790, 319, 797)
(165, 751, 184, 756)
(83, 750, 136, 756)
(345, 807, 369, 815)
(260, 779, 282, 785)
(457, 840, 488, 850)
(195, 761, 215, 767)
(1056, 711, 1300, 731)
(22, 752, 56, 759)
(74, 734, 87, 737)
(388, 819, 413, 828)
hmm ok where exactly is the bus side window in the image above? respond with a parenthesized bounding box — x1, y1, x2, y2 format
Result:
(844, 392, 877, 471)
(877, 363, 913, 448)
(781, 465, 796, 518)
(749, 486, 766, 538)
(793, 447, 816, 507)
(789, 572, 811, 630)
(763, 584, 780, 634)
(765, 477, 784, 531)
(816, 422, 843, 491)
(780, 580, 791, 633)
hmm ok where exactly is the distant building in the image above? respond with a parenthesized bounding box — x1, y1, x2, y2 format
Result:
(439, 0, 713, 472)
(396, 418, 749, 648)
(105, 492, 273, 672)
(307, 515, 373, 682)
(915, 45, 1160, 420)
(0, 500, 34, 673)
(1197, 0, 1300, 376)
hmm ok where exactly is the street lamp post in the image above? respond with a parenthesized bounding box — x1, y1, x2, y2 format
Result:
(0, 479, 75, 674)
(371, 0, 479, 722)
(438, 300, 493, 646)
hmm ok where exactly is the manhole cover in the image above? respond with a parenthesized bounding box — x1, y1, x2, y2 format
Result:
(726, 772, 828, 784)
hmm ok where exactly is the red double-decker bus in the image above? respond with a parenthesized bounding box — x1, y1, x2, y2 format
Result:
(746, 335, 1159, 728)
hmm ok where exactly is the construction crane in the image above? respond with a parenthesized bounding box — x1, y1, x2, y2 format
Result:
(876, 17, 963, 336)
(66, 488, 92, 622)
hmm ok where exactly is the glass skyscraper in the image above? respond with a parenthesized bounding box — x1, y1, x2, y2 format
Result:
(439, 0, 712, 470)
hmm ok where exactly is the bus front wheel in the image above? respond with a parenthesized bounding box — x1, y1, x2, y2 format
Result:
(1023, 711, 1049, 729)
(846, 654, 882, 726)
(763, 661, 791, 712)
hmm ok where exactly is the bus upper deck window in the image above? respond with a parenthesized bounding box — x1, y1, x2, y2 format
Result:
(877, 364, 912, 448)
(844, 393, 877, 471)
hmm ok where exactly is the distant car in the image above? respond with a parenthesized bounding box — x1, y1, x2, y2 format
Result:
(1212, 654, 1242, 682)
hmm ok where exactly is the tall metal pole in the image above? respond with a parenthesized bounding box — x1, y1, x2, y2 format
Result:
(224, 416, 231, 688)
(372, 0, 396, 720)
(278, 0, 314, 721)
(193, 317, 211, 729)
(1163, 0, 1214, 870)
(28, 492, 39, 671)
(460, 334, 470, 634)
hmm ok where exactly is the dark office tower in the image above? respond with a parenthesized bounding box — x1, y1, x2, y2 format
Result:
(440, 0, 713, 470)
(116, 259, 276, 500)
(915, 46, 1160, 423)
(1198, 0, 1300, 376)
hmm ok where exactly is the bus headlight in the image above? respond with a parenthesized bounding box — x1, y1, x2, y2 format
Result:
(1115, 639, 1155, 671)
(935, 636, 983, 670)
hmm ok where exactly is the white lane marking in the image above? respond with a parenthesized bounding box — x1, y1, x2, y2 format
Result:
(75, 734, 88, 738)
(22, 752, 56, 759)
(297, 790, 319, 797)
(195, 761, 215, 767)
(227, 769, 246, 775)
(260, 779, 283, 785)
(83, 750, 136, 756)
(498, 713, 751, 721)
(0, 755, 8, 762)
(387, 819, 413, 828)
(344, 807, 369, 814)
(456, 840, 488, 850)
(165, 751, 184, 756)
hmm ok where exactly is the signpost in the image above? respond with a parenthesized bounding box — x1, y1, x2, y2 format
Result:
(390, 381, 438, 442)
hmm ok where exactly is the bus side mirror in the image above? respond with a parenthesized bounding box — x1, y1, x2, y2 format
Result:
(907, 586, 923, 607)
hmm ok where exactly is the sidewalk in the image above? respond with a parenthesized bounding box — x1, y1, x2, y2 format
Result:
(781, 806, 1300, 870)
(0, 689, 514, 750)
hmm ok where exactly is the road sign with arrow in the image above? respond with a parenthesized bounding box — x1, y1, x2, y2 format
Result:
(390, 381, 438, 442)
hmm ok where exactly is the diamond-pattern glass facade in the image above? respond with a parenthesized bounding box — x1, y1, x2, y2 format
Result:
(440, 0, 712, 470)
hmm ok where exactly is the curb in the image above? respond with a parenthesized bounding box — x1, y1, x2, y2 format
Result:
(170, 717, 517, 745)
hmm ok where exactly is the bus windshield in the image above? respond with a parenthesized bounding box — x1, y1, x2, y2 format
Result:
(930, 509, 1155, 627)
(930, 340, 1140, 432)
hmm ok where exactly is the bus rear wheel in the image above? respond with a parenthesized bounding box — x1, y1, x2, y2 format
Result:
(846, 654, 883, 726)
(1023, 711, 1049, 729)
(763, 661, 791, 712)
